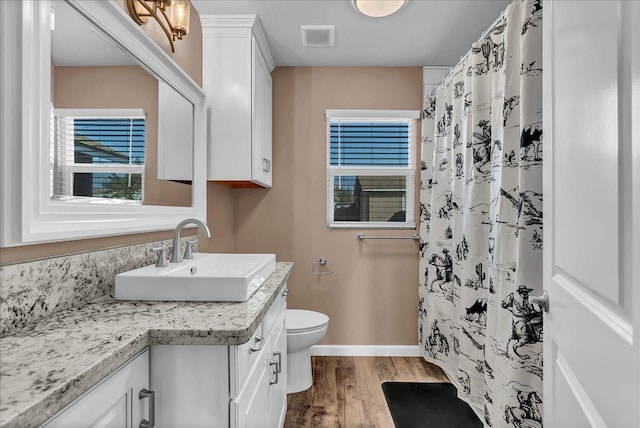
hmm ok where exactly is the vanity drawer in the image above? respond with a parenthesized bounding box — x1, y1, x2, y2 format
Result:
(263, 284, 287, 337)
(230, 322, 265, 397)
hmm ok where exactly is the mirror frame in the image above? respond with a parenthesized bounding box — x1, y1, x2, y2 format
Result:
(0, 0, 207, 246)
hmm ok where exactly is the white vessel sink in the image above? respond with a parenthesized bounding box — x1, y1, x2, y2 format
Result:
(115, 253, 276, 302)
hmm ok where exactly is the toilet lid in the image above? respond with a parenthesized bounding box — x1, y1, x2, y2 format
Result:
(286, 309, 329, 333)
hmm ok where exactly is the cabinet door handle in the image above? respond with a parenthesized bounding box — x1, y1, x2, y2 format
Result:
(282, 288, 288, 297)
(266, 159, 271, 173)
(249, 335, 264, 353)
(269, 360, 279, 385)
(139, 388, 155, 428)
(273, 351, 282, 374)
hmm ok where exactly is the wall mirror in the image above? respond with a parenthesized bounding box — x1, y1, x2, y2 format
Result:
(0, 0, 207, 246)
(52, 0, 193, 207)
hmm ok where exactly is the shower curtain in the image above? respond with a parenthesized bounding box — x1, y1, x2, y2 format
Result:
(418, 1, 543, 426)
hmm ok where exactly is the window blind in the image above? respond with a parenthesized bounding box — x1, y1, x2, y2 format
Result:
(73, 118, 145, 165)
(329, 120, 411, 167)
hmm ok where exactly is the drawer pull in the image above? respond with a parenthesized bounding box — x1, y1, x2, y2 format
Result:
(273, 351, 282, 373)
(249, 335, 264, 353)
(269, 360, 279, 385)
(139, 388, 155, 428)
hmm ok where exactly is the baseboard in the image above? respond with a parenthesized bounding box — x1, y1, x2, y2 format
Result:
(310, 345, 421, 357)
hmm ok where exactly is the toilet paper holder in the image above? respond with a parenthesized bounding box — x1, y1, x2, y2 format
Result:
(312, 258, 333, 275)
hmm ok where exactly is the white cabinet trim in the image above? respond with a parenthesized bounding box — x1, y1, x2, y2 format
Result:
(200, 14, 274, 72)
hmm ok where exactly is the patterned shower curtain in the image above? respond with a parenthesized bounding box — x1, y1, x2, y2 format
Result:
(418, 1, 543, 426)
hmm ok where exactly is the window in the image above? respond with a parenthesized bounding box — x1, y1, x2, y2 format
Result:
(326, 110, 419, 228)
(52, 109, 146, 204)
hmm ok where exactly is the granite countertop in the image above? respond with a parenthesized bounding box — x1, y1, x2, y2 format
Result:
(0, 262, 293, 428)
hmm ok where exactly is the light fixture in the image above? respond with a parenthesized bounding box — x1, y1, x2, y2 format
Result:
(126, 0, 190, 52)
(353, 0, 407, 18)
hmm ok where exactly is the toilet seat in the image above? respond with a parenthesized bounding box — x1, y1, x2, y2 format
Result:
(286, 309, 329, 334)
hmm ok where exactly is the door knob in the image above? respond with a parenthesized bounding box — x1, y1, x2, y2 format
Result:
(530, 290, 549, 313)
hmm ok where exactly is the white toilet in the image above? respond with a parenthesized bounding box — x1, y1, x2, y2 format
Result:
(285, 309, 329, 394)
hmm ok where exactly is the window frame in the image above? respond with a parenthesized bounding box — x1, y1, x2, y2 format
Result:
(326, 109, 419, 229)
(53, 108, 146, 204)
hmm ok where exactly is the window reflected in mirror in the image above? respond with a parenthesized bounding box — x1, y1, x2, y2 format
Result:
(52, 110, 146, 203)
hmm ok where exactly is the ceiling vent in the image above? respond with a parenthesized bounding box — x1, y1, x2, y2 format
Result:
(301, 25, 335, 47)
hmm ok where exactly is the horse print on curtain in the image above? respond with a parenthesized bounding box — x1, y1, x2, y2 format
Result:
(418, 1, 543, 427)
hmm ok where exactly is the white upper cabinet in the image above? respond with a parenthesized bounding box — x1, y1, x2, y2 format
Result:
(202, 15, 275, 188)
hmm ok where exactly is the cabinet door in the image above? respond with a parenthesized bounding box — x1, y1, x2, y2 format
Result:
(262, 71, 273, 188)
(44, 350, 150, 428)
(232, 336, 271, 428)
(252, 38, 267, 187)
(204, 34, 253, 181)
(151, 345, 229, 427)
(268, 313, 287, 428)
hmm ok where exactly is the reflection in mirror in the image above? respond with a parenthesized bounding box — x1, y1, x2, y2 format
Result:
(50, 0, 192, 207)
(52, 108, 146, 203)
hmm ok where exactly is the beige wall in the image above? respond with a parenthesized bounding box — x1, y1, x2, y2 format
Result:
(54, 65, 192, 208)
(0, 2, 233, 265)
(233, 67, 423, 345)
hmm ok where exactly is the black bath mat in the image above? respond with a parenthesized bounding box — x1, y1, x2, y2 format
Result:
(382, 382, 482, 428)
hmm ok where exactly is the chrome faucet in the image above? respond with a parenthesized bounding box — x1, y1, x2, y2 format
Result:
(170, 218, 211, 263)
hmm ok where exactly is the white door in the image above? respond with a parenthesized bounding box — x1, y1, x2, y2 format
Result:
(543, 1, 640, 427)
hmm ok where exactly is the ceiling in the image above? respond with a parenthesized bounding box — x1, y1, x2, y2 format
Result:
(190, 0, 510, 67)
(52, 0, 138, 67)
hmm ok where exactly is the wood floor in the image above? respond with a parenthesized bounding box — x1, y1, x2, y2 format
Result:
(284, 356, 449, 428)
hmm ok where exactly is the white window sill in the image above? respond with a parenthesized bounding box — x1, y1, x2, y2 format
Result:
(328, 223, 417, 230)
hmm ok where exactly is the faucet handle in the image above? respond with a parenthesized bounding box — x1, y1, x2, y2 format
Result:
(183, 240, 197, 260)
(152, 246, 169, 268)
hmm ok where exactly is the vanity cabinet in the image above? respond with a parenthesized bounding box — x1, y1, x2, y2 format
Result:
(150, 286, 288, 427)
(231, 290, 287, 428)
(43, 350, 151, 428)
(202, 16, 275, 188)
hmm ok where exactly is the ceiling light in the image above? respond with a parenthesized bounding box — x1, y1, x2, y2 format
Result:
(353, 0, 407, 18)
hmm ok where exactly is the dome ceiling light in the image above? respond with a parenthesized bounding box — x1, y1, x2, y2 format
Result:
(353, 0, 407, 18)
